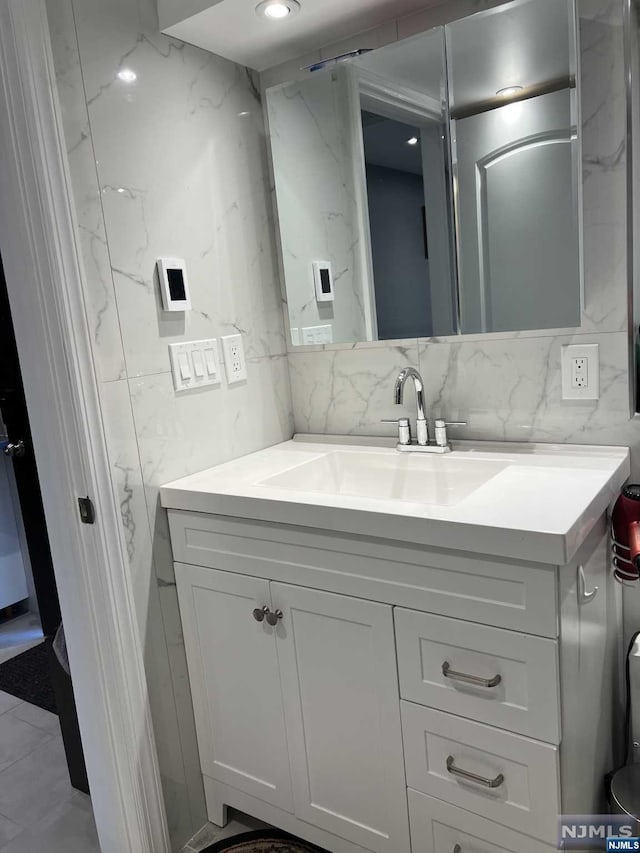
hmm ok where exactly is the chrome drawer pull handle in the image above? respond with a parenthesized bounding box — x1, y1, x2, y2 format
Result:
(442, 661, 501, 688)
(446, 755, 504, 788)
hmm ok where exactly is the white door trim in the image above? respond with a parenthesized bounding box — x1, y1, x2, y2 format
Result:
(0, 1, 170, 851)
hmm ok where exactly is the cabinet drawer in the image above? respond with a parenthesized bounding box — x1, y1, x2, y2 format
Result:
(408, 790, 557, 853)
(401, 702, 559, 844)
(395, 610, 560, 743)
(168, 511, 558, 636)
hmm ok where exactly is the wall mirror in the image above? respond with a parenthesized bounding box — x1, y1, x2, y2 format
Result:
(266, 0, 580, 346)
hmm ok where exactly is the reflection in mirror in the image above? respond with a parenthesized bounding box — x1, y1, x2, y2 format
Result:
(447, 0, 580, 334)
(356, 31, 457, 340)
(266, 0, 581, 346)
(267, 29, 456, 345)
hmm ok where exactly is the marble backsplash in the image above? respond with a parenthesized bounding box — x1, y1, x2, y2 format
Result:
(289, 331, 635, 450)
(46, 0, 293, 848)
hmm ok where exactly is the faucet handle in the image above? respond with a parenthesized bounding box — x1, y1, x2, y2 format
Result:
(434, 419, 467, 448)
(381, 417, 411, 446)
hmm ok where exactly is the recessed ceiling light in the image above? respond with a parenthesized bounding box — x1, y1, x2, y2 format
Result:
(496, 85, 523, 97)
(407, 137, 419, 146)
(256, 0, 301, 20)
(117, 68, 137, 83)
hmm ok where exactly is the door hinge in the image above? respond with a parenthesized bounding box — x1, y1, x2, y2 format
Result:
(78, 496, 95, 525)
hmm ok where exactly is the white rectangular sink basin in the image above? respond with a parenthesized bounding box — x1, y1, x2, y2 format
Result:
(160, 436, 631, 564)
(260, 451, 509, 507)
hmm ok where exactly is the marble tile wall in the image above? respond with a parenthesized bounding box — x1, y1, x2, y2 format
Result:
(267, 70, 369, 345)
(46, 0, 293, 848)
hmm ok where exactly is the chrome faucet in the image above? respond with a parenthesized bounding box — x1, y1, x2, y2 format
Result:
(383, 366, 467, 454)
(394, 367, 429, 446)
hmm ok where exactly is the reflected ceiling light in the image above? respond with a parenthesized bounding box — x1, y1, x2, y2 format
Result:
(407, 136, 419, 146)
(256, 0, 301, 20)
(496, 85, 523, 98)
(502, 101, 523, 125)
(117, 68, 137, 83)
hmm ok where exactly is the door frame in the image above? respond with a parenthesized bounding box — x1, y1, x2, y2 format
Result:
(0, 1, 170, 851)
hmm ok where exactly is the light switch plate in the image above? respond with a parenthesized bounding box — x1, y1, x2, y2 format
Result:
(301, 324, 333, 345)
(221, 334, 248, 384)
(169, 339, 220, 392)
(561, 343, 599, 400)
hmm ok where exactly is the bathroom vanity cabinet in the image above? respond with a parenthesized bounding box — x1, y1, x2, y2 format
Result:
(162, 439, 628, 853)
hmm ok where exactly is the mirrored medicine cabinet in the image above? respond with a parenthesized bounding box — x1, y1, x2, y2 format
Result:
(266, 0, 581, 346)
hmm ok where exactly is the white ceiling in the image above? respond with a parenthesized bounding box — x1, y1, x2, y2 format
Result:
(158, 0, 446, 72)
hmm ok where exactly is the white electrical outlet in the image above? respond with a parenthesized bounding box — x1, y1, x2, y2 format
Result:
(221, 334, 248, 384)
(561, 343, 599, 400)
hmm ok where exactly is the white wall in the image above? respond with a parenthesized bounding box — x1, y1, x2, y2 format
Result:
(46, 0, 293, 848)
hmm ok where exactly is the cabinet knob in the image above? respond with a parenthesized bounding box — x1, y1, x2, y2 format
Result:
(265, 609, 283, 626)
(253, 606, 269, 622)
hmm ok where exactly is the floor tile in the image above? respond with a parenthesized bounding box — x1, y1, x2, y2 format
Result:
(0, 641, 43, 667)
(0, 790, 99, 853)
(0, 694, 22, 716)
(0, 712, 51, 773)
(0, 737, 72, 827)
(0, 813, 22, 847)
(9, 703, 60, 735)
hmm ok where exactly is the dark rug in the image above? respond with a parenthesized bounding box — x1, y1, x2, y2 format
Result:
(0, 642, 57, 714)
(202, 829, 328, 853)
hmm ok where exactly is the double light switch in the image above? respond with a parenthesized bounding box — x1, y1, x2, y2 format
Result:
(169, 339, 220, 392)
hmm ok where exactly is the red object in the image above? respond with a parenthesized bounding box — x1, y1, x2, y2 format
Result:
(612, 486, 640, 582)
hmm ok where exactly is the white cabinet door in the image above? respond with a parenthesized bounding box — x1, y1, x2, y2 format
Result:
(272, 583, 410, 853)
(175, 564, 293, 812)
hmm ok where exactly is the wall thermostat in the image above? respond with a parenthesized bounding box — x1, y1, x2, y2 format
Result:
(157, 258, 191, 311)
(312, 261, 335, 302)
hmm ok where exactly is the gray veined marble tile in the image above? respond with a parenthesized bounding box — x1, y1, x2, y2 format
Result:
(0, 692, 23, 716)
(0, 736, 72, 827)
(0, 790, 99, 853)
(288, 343, 419, 436)
(98, 379, 200, 849)
(70, 0, 287, 379)
(46, 0, 127, 383)
(0, 712, 53, 776)
(417, 331, 630, 444)
(578, 0, 628, 336)
(9, 703, 61, 736)
(0, 813, 22, 848)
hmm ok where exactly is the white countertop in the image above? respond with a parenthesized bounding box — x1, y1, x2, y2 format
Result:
(160, 435, 630, 565)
